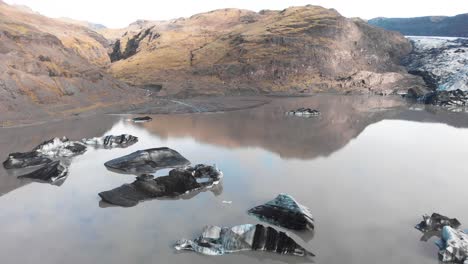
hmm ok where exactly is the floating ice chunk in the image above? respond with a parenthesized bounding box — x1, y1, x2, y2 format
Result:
(285, 108, 320, 117)
(104, 147, 190, 174)
(34, 137, 87, 158)
(416, 213, 461, 233)
(131, 116, 153, 123)
(99, 164, 222, 207)
(175, 224, 314, 257)
(18, 160, 68, 183)
(3, 135, 137, 186)
(3, 137, 86, 170)
(415, 213, 468, 261)
(248, 194, 314, 231)
(415, 213, 461, 241)
(436, 226, 468, 263)
(3, 152, 52, 169)
(82, 134, 138, 148)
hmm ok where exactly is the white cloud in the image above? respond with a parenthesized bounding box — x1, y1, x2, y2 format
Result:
(4, 0, 468, 28)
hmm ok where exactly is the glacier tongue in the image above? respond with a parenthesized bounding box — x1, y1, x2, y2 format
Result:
(404, 37, 468, 91)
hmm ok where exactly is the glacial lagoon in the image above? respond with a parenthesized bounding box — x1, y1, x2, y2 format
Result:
(1, 95, 468, 264)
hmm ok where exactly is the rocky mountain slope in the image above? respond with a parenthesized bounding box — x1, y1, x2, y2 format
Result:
(0, 1, 146, 125)
(368, 14, 468, 37)
(108, 6, 424, 96)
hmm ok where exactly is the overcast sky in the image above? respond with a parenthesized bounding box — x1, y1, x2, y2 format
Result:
(4, 0, 467, 28)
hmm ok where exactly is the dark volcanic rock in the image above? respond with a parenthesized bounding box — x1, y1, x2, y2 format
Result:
(175, 224, 314, 257)
(104, 147, 190, 174)
(248, 194, 314, 231)
(110, 26, 159, 62)
(82, 134, 138, 148)
(408, 70, 439, 90)
(406, 86, 431, 99)
(422, 89, 468, 108)
(99, 164, 222, 207)
(17, 161, 68, 183)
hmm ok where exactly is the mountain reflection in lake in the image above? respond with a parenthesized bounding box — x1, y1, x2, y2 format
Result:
(1, 95, 468, 264)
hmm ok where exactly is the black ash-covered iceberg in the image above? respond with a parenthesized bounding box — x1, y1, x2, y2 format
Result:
(17, 160, 68, 183)
(286, 108, 320, 117)
(415, 213, 461, 241)
(99, 164, 222, 207)
(415, 213, 468, 262)
(3, 137, 86, 169)
(175, 224, 314, 257)
(3, 152, 52, 170)
(131, 116, 153, 123)
(34, 137, 87, 158)
(3, 134, 138, 184)
(415, 213, 461, 234)
(104, 147, 190, 174)
(82, 134, 138, 148)
(248, 194, 314, 231)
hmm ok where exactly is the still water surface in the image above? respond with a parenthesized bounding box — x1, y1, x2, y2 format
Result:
(1, 95, 468, 264)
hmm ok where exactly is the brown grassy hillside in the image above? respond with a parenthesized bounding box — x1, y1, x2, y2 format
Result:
(0, 1, 146, 125)
(109, 6, 424, 96)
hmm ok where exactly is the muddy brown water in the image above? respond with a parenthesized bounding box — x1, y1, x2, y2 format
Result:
(1, 95, 468, 264)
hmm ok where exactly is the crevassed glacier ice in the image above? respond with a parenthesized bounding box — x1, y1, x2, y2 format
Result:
(404, 37, 468, 91)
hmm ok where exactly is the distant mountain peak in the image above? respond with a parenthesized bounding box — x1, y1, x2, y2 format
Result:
(368, 14, 468, 37)
(57, 17, 107, 30)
